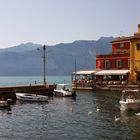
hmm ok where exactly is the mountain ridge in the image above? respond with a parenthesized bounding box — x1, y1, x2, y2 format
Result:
(0, 42, 42, 53)
(0, 37, 114, 76)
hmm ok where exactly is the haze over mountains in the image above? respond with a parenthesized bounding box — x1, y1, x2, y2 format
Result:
(0, 37, 114, 76)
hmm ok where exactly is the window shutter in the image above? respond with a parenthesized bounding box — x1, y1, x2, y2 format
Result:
(121, 60, 123, 67)
(114, 60, 116, 68)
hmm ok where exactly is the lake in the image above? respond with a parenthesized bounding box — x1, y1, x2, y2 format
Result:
(0, 76, 140, 140)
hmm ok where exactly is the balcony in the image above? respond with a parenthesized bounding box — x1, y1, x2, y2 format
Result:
(96, 53, 130, 59)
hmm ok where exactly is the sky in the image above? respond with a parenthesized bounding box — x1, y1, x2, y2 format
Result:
(0, 0, 140, 48)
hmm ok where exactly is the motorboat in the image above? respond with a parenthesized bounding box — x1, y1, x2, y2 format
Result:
(16, 93, 48, 102)
(120, 89, 140, 111)
(53, 84, 76, 97)
(0, 100, 9, 107)
(0, 98, 12, 108)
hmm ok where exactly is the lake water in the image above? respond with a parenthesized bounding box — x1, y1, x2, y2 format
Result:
(0, 76, 140, 140)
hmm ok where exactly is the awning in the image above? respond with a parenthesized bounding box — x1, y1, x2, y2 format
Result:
(73, 70, 97, 75)
(95, 70, 129, 75)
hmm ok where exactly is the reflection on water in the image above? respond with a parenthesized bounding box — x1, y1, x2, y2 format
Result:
(0, 90, 140, 140)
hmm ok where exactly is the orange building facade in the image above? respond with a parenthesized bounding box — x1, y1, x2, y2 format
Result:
(96, 40, 130, 70)
(96, 24, 140, 84)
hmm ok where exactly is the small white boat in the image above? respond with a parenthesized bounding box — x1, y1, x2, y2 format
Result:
(0, 100, 8, 107)
(0, 99, 12, 108)
(16, 93, 48, 102)
(54, 84, 76, 97)
(120, 90, 140, 111)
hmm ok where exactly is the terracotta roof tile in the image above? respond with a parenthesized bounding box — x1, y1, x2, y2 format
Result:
(111, 34, 140, 43)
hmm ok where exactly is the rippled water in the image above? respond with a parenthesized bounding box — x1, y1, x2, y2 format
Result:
(0, 76, 140, 140)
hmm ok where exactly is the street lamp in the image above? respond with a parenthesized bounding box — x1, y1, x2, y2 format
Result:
(37, 45, 47, 85)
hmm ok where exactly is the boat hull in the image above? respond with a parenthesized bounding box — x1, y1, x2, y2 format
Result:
(0, 101, 8, 107)
(53, 89, 75, 97)
(120, 100, 140, 111)
(16, 93, 48, 102)
(53, 91, 72, 97)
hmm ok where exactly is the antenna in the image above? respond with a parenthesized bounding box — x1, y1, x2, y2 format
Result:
(74, 59, 77, 81)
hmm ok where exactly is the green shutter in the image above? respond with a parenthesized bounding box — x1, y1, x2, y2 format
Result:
(114, 60, 116, 67)
(121, 60, 123, 67)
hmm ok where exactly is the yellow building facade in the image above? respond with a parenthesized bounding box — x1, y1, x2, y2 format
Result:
(129, 24, 140, 84)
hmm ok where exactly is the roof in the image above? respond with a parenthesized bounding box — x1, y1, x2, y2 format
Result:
(73, 70, 97, 75)
(95, 69, 129, 75)
(111, 34, 140, 43)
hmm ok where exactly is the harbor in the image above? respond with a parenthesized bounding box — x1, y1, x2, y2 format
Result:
(1, 1, 140, 140)
(0, 39, 140, 139)
(0, 84, 140, 140)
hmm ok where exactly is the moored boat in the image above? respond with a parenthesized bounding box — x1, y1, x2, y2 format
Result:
(120, 89, 140, 111)
(54, 84, 76, 97)
(16, 93, 48, 102)
(0, 98, 12, 108)
(0, 100, 9, 107)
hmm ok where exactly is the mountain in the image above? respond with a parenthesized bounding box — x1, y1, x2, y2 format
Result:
(0, 42, 41, 53)
(0, 37, 114, 76)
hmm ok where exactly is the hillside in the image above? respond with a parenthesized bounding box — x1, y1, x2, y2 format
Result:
(0, 37, 114, 76)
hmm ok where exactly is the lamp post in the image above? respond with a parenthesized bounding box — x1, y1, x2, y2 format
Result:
(37, 45, 47, 85)
(43, 45, 46, 84)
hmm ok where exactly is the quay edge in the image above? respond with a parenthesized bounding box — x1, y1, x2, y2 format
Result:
(72, 83, 140, 91)
(0, 84, 56, 100)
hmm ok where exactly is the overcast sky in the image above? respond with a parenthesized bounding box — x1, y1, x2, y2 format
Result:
(0, 0, 139, 48)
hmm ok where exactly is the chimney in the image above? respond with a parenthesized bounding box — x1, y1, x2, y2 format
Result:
(138, 24, 140, 33)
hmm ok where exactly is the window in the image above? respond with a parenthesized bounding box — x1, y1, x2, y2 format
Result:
(136, 43, 140, 50)
(105, 60, 111, 69)
(120, 43, 124, 48)
(116, 60, 122, 67)
(114, 60, 116, 67)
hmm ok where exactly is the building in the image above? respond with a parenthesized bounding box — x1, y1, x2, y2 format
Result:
(129, 24, 140, 83)
(96, 31, 130, 83)
(96, 38, 130, 70)
(72, 24, 140, 90)
(96, 24, 140, 84)
(72, 70, 97, 90)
